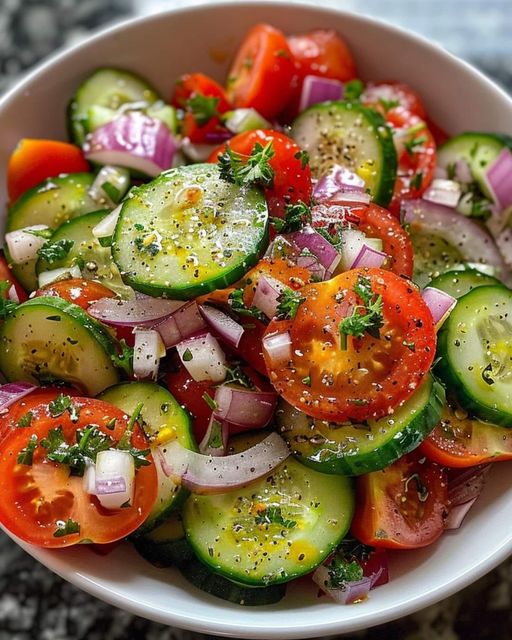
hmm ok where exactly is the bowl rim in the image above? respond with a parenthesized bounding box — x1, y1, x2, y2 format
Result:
(2, 1, 512, 637)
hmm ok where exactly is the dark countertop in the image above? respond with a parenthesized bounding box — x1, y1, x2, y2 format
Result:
(1, 1, 512, 638)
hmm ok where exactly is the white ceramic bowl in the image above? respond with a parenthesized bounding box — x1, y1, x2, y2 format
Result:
(2, 2, 512, 637)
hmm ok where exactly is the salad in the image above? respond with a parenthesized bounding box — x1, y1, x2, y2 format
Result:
(1, 22, 512, 608)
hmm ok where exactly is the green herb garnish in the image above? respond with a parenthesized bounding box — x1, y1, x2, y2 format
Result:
(53, 518, 80, 538)
(403, 135, 427, 155)
(37, 239, 74, 264)
(276, 289, 306, 320)
(111, 339, 134, 376)
(338, 274, 384, 349)
(270, 201, 312, 233)
(17, 434, 38, 465)
(255, 506, 296, 529)
(186, 94, 220, 127)
(0, 280, 18, 320)
(228, 288, 268, 323)
(218, 140, 275, 188)
(344, 79, 364, 101)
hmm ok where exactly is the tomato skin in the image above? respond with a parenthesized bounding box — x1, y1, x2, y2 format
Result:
(361, 81, 427, 120)
(172, 72, 232, 143)
(241, 257, 311, 307)
(263, 268, 436, 423)
(0, 251, 27, 302)
(7, 139, 89, 203)
(283, 29, 357, 120)
(0, 391, 157, 547)
(226, 24, 295, 120)
(311, 201, 414, 279)
(35, 279, 115, 310)
(208, 129, 312, 218)
(351, 451, 448, 549)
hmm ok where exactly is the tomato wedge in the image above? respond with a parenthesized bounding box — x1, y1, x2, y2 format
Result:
(226, 24, 295, 120)
(0, 390, 157, 547)
(35, 279, 115, 310)
(361, 81, 427, 120)
(208, 129, 312, 218)
(263, 268, 436, 423)
(7, 139, 89, 203)
(420, 402, 512, 467)
(351, 450, 448, 549)
(0, 251, 27, 302)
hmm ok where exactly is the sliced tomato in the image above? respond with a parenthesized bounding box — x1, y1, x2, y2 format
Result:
(35, 279, 115, 310)
(172, 72, 232, 143)
(263, 268, 435, 423)
(420, 403, 512, 467)
(208, 129, 312, 218)
(0, 251, 27, 302)
(351, 451, 448, 549)
(311, 201, 414, 279)
(7, 139, 89, 203)
(0, 390, 157, 547)
(226, 24, 295, 120)
(283, 29, 357, 120)
(361, 81, 427, 120)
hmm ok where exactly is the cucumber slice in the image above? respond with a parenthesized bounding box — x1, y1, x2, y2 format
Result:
(428, 268, 500, 299)
(112, 164, 268, 299)
(68, 68, 160, 145)
(0, 296, 120, 394)
(35, 210, 132, 298)
(99, 381, 196, 532)
(132, 512, 193, 567)
(276, 374, 444, 476)
(436, 284, 512, 426)
(438, 133, 512, 200)
(6, 173, 99, 291)
(183, 433, 354, 586)
(180, 558, 287, 606)
(290, 101, 397, 207)
(87, 101, 178, 134)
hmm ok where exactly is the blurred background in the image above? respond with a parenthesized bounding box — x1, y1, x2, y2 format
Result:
(1, 0, 512, 638)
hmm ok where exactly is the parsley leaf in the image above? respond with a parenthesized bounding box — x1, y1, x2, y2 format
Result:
(316, 225, 344, 253)
(255, 506, 296, 529)
(327, 556, 364, 588)
(17, 411, 34, 428)
(17, 434, 38, 465)
(228, 288, 268, 323)
(403, 135, 427, 156)
(378, 98, 400, 112)
(117, 402, 151, 470)
(202, 392, 217, 410)
(111, 339, 134, 376)
(344, 79, 364, 101)
(294, 149, 310, 170)
(276, 289, 306, 320)
(410, 171, 423, 190)
(338, 274, 384, 348)
(270, 201, 312, 233)
(218, 140, 275, 188)
(48, 394, 80, 422)
(186, 94, 220, 126)
(53, 518, 80, 538)
(224, 364, 254, 389)
(27, 228, 53, 239)
(37, 239, 74, 264)
(0, 280, 18, 320)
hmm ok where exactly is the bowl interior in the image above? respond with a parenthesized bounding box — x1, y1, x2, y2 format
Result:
(2, 2, 512, 637)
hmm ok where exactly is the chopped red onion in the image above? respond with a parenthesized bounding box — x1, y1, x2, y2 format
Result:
(0, 382, 37, 412)
(455, 158, 473, 184)
(157, 432, 290, 494)
(313, 165, 366, 204)
(339, 228, 383, 271)
(213, 384, 277, 429)
(288, 225, 341, 275)
(133, 328, 165, 380)
(199, 304, 244, 348)
(484, 148, 512, 210)
(176, 332, 227, 383)
(88, 296, 185, 328)
(296, 254, 327, 281)
(351, 244, 388, 269)
(312, 565, 372, 605)
(421, 287, 457, 328)
(252, 275, 289, 319)
(299, 75, 344, 113)
(83, 112, 179, 177)
(199, 415, 228, 456)
(5, 225, 50, 264)
(262, 331, 292, 366)
(423, 178, 462, 208)
(445, 465, 491, 530)
(154, 301, 207, 348)
(94, 450, 135, 510)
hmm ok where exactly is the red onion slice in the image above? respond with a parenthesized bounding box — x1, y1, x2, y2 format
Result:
(154, 301, 206, 348)
(484, 148, 512, 210)
(299, 75, 344, 113)
(445, 464, 491, 530)
(83, 112, 179, 177)
(288, 225, 341, 274)
(312, 565, 372, 605)
(88, 296, 185, 328)
(423, 179, 462, 209)
(176, 332, 227, 383)
(252, 275, 288, 319)
(133, 328, 165, 380)
(157, 432, 290, 494)
(0, 382, 37, 412)
(313, 165, 366, 204)
(351, 244, 388, 269)
(262, 331, 292, 366)
(213, 385, 277, 429)
(295, 254, 327, 281)
(199, 304, 244, 348)
(421, 287, 457, 328)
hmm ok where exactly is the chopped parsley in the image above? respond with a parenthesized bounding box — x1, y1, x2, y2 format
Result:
(182, 348, 193, 362)
(17, 411, 34, 428)
(410, 171, 423, 190)
(270, 201, 312, 233)
(204, 419, 224, 450)
(37, 239, 74, 264)
(224, 364, 254, 389)
(276, 288, 306, 320)
(378, 98, 400, 112)
(48, 394, 80, 422)
(186, 94, 220, 127)
(53, 518, 80, 538)
(218, 140, 275, 188)
(134, 232, 161, 257)
(302, 375, 311, 387)
(403, 135, 427, 155)
(27, 228, 53, 239)
(117, 402, 151, 469)
(327, 555, 364, 588)
(202, 392, 218, 411)
(17, 434, 38, 465)
(294, 149, 310, 170)
(111, 339, 134, 376)
(338, 274, 384, 349)
(228, 288, 268, 323)
(316, 225, 344, 253)
(255, 506, 296, 529)
(0, 280, 18, 320)
(344, 79, 364, 101)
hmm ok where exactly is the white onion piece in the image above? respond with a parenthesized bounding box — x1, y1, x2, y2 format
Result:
(421, 287, 457, 328)
(83, 463, 97, 495)
(5, 225, 49, 264)
(176, 332, 227, 383)
(313, 164, 365, 203)
(340, 228, 383, 271)
(484, 148, 512, 210)
(88, 166, 130, 207)
(155, 301, 207, 348)
(423, 178, 461, 208)
(157, 432, 290, 494)
(213, 385, 277, 428)
(94, 450, 135, 510)
(0, 382, 37, 412)
(252, 275, 289, 319)
(224, 108, 271, 134)
(262, 331, 292, 366)
(288, 225, 341, 274)
(199, 304, 244, 348)
(84, 112, 179, 177)
(8, 285, 19, 303)
(199, 415, 228, 456)
(264, 235, 295, 260)
(91, 204, 122, 238)
(133, 328, 165, 380)
(312, 565, 372, 605)
(181, 137, 217, 162)
(351, 244, 388, 269)
(38, 265, 82, 288)
(88, 296, 185, 327)
(299, 75, 344, 113)
(329, 190, 371, 205)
